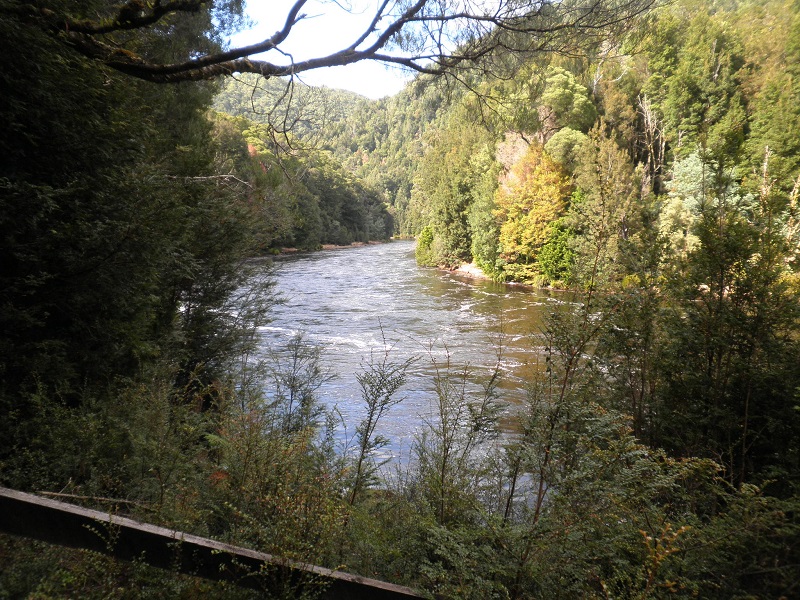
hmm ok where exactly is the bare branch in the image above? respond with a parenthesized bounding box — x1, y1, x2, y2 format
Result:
(9, 0, 661, 83)
(165, 174, 255, 189)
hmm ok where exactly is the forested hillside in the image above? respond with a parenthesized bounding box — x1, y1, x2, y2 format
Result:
(214, 72, 451, 238)
(2, 0, 799, 597)
(210, 76, 395, 249)
(411, 0, 800, 283)
(404, 0, 800, 484)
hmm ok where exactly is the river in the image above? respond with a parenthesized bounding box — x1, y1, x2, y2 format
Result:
(255, 240, 570, 461)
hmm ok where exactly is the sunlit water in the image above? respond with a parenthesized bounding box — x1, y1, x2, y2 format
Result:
(252, 240, 570, 462)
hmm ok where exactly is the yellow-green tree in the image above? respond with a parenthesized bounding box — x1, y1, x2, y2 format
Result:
(494, 143, 571, 283)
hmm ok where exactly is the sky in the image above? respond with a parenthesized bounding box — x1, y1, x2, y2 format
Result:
(228, 1, 415, 99)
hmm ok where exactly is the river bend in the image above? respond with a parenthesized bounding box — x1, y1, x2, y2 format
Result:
(254, 240, 568, 461)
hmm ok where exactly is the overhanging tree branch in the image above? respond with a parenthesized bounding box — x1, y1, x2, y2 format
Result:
(8, 0, 660, 83)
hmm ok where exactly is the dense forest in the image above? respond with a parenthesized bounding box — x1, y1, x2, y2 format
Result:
(2, 0, 799, 598)
(211, 80, 395, 250)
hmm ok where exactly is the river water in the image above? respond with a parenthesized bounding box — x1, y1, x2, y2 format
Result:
(255, 240, 570, 461)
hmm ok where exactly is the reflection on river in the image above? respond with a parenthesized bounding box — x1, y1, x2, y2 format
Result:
(254, 240, 572, 461)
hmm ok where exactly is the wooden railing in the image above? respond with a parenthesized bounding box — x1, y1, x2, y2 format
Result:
(0, 487, 423, 599)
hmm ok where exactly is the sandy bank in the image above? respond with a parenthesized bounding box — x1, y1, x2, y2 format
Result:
(320, 241, 384, 250)
(451, 262, 490, 280)
(279, 241, 385, 254)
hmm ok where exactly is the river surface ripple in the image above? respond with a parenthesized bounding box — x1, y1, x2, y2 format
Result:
(254, 240, 569, 462)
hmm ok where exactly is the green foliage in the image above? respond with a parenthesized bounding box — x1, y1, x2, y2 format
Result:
(655, 158, 800, 486)
(467, 145, 504, 279)
(412, 350, 503, 528)
(743, 7, 800, 194)
(413, 104, 496, 267)
(3, 0, 800, 596)
(539, 67, 598, 136)
(658, 8, 747, 161)
(347, 346, 412, 507)
(382, 284, 799, 599)
(214, 74, 365, 143)
(659, 151, 706, 256)
(569, 124, 641, 289)
(303, 151, 394, 245)
(415, 225, 436, 266)
(0, 0, 273, 486)
(215, 73, 449, 236)
(0, 535, 253, 599)
(418, 525, 510, 599)
(676, 486, 800, 597)
(206, 334, 346, 575)
(213, 78, 395, 249)
(543, 127, 589, 173)
(536, 220, 575, 285)
(230, 124, 394, 250)
(264, 334, 334, 435)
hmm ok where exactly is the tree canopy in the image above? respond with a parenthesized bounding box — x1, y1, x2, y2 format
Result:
(7, 0, 658, 83)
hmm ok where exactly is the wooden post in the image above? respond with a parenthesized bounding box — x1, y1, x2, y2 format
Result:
(0, 487, 423, 599)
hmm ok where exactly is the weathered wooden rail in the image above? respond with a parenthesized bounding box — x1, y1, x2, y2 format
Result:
(0, 487, 423, 599)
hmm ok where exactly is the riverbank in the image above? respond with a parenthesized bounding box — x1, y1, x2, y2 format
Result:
(320, 241, 385, 251)
(450, 262, 562, 291)
(279, 240, 387, 254)
(451, 262, 491, 281)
